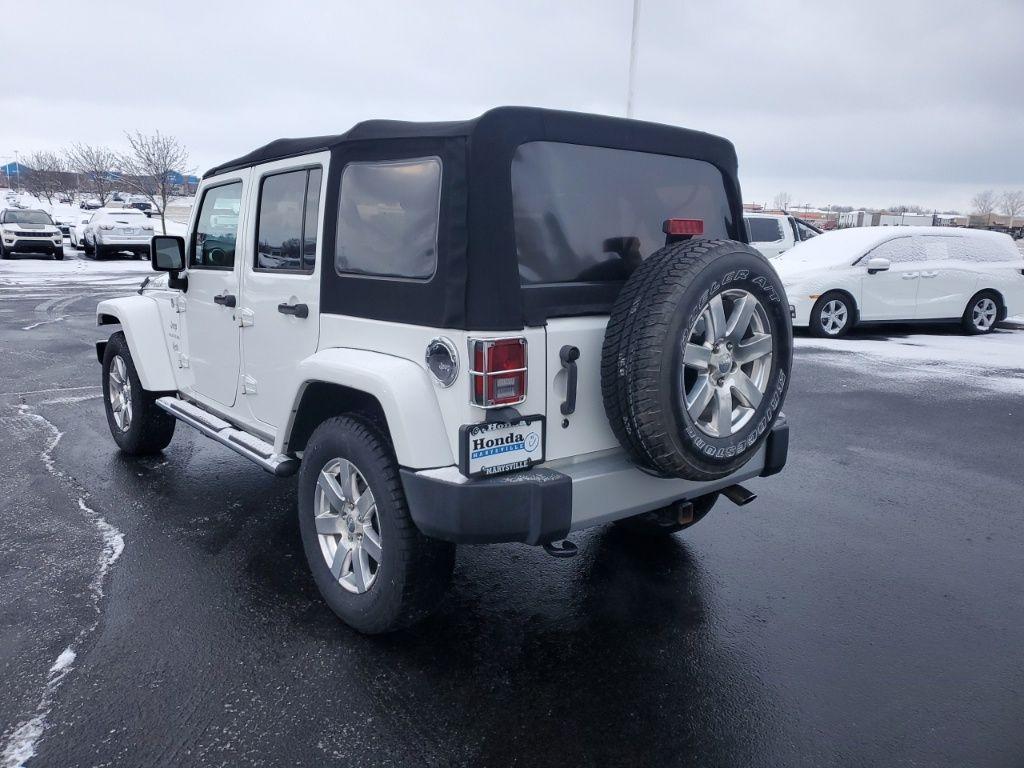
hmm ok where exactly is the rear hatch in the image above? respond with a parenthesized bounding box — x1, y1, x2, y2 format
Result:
(510, 140, 740, 461)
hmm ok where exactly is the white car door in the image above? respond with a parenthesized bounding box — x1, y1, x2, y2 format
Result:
(239, 157, 326, 427)
(182, 174, 249, 407)
(914, 235, 972, 319)
(858, 236, 923, 320)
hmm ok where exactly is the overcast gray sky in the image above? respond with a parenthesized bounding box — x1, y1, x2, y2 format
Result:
(4, 0, 1022, 211)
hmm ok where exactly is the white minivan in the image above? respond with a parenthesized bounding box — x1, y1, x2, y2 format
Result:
(774, 226, 1024, 337)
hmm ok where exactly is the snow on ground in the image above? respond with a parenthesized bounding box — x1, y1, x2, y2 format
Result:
(795, 325, 1024, 396)
(0, 253, 152, 290)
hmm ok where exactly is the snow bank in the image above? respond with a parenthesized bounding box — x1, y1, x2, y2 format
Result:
(796, 327, 1024, 395)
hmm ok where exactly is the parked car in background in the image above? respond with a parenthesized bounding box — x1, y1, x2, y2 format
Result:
(774, 226, 1024, 337)
(53, 213, 75, 235)
(126, 196, 155, 215)
(82, 208, 154, 259)
(69, 213, 94, 249)
(745, 212, 821, 259)
(80, 197, 103, 210)
(0, 208, 65, 259)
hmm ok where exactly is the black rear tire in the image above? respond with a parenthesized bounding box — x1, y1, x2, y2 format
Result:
(601, 238, 792, 481)
(298, 416, 455, 634)
(809, 291, 855, 338)
(101, 332, 176, 455)
(614, 492, 719, 536)
(961, 290, 1001, 335)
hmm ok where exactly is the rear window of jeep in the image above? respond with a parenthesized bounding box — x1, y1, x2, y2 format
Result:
(511, 142, 733, 284)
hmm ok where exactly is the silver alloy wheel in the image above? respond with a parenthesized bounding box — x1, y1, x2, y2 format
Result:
(107, 355, 132, 432)
(681, 288, 774, 438)
(819, 299, 848, 335)
(315, 458, 382, 594)
(972, 297, 997, 331)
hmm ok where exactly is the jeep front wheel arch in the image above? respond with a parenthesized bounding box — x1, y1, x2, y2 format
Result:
(601, 238, 792, 481)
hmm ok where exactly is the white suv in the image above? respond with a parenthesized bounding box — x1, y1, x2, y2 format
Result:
(745, 212, 821, 259)
(95, 108, 792, 633)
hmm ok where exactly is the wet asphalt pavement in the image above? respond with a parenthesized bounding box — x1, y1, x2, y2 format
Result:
(1, 251, 1023, 767)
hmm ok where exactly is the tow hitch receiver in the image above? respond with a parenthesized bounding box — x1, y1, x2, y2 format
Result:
(722, 484, 757, 506)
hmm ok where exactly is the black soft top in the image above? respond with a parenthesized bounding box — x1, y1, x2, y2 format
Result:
(205, 107, 744, 330)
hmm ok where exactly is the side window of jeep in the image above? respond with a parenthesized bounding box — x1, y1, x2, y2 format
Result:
(255, 167, 322, 273)
(190, 181, 243, 269)
(334, 157, 442, 279)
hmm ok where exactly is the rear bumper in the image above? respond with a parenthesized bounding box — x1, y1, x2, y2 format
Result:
(402, 419, 789, 545)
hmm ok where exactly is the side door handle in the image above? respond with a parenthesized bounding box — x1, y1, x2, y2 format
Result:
(559, 345, 580, 416)
(900, 272, 920, 280)
(213, 293, 237, 307)
(920, 271, 938, 278)
(277, 302, 309, 318)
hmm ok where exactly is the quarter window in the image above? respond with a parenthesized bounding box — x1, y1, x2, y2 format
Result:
(255, 167, 322, 272)
(335, 157, 442, 280)
(191, 182, 242, 269)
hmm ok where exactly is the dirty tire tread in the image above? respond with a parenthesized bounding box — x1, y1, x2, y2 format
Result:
(102, 332, 176, 455)
(299, 416, 454, 634)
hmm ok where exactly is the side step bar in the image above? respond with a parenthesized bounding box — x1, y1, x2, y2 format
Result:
(156, 396, 298, 477)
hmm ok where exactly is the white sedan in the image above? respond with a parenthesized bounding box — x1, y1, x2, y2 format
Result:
(69, 213, 94, 249)
(774, 226, 1023, 337)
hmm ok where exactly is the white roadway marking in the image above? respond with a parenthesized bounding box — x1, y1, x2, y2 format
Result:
(0, 406, 125, 768)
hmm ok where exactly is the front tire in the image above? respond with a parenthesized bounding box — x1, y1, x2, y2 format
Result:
(810, 291, 854, 337)
(101, 333, 176, 455)
(297, 416, 455, 634)
(962, 291, 1000, 335)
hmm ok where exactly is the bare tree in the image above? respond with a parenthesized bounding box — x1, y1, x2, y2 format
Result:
(116, 130, 192, 234)
(999, 190, 1024, 228)
(54, 151, 80, 203)
(971, 190, 997, 216)
(21, 151, 63, 204)
(68, 143, 118, 206)
(773, 191, 791, 211)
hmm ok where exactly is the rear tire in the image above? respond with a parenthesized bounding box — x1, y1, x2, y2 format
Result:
(961, 291, 1000, 335)
(809, 291, 854, 337)
(101, 332, 176, 455)
(297, 416, 455, 634)
(614, 492, 719, 536)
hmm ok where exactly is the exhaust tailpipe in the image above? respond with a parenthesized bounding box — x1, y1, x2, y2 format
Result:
(722, 484, 757, 506)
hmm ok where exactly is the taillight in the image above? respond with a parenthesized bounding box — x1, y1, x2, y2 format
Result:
(662, 218, 704, 236)
(469, 338, 527, 407)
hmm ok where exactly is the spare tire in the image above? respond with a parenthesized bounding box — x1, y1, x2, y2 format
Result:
(601, 238, 792, 481)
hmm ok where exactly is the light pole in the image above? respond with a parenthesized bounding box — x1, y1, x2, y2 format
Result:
(626, 0, 641, 118)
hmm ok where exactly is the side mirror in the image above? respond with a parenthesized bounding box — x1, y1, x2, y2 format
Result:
(151, 235, 187, 289)
(866, 257, 890, 274)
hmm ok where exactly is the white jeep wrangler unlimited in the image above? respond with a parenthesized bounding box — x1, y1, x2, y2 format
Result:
(96, 107, 792, 633)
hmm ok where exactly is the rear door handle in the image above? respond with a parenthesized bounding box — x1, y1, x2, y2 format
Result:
(559, 345, 580, 416)
(213, 293, 237, 307)
(277, 302, 309, 318)
(900, 272, 919, 280)
(920, 271, 938, 278)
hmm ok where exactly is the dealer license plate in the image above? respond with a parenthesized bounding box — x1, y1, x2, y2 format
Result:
(459, 416, 545, 478)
